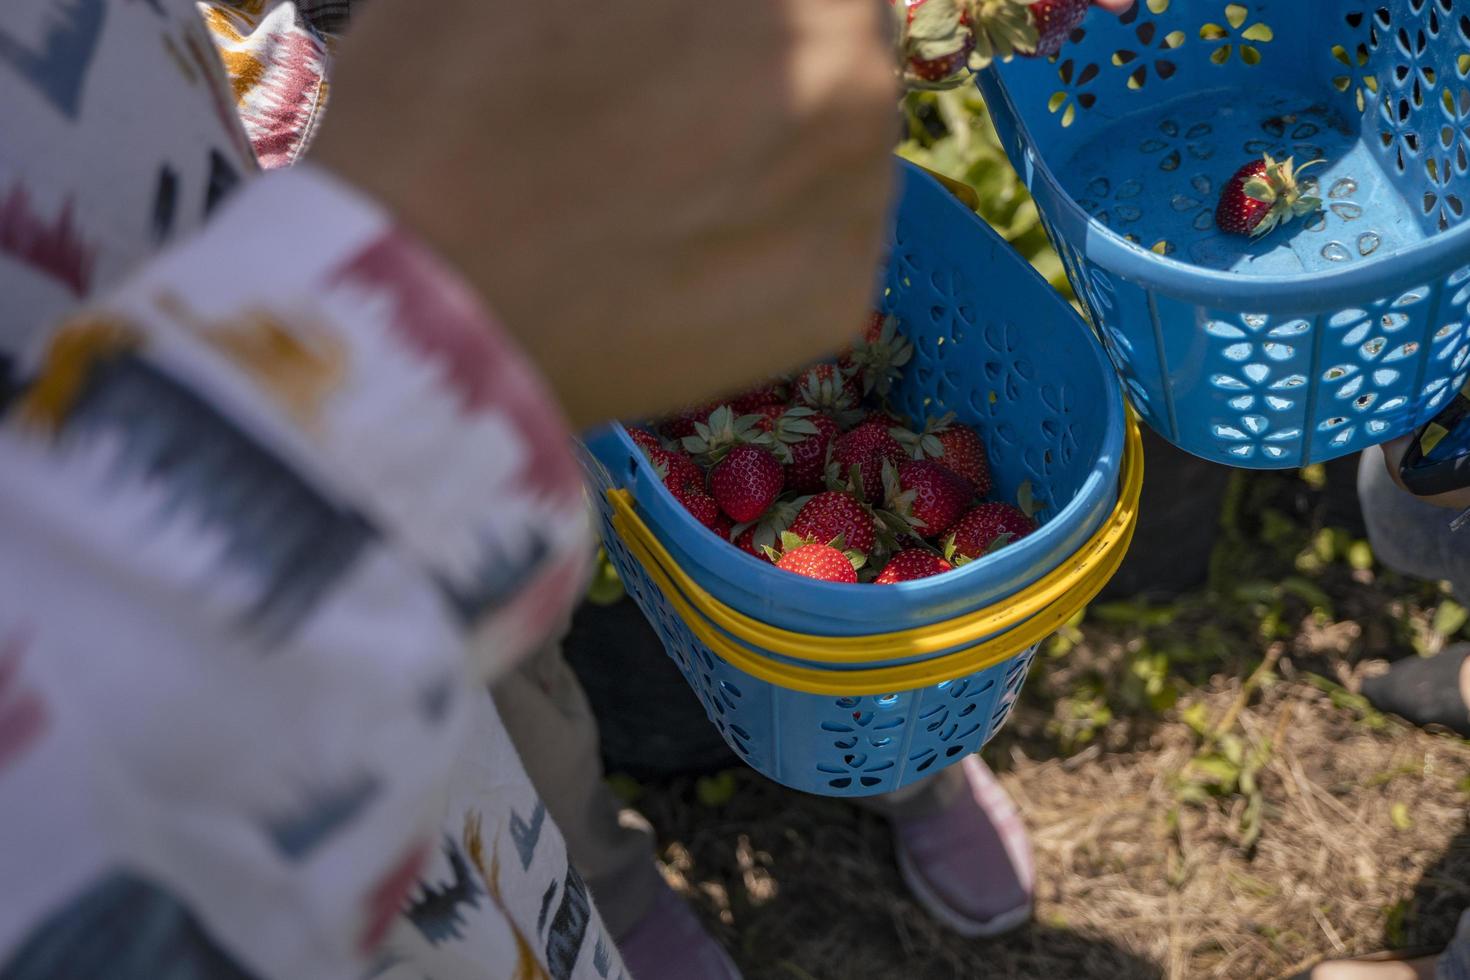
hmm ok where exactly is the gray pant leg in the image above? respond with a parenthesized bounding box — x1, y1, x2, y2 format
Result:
(1358, 448, 1470, 599)
(1438, 910, 1470, 980)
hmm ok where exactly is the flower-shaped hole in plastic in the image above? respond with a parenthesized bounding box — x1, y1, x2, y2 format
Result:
(1330, 25, 1380, 114)
(1139, 117, 1218, 176)
(1048, 58, 1099, 128)
(1244, 112, 1327, 166)
(1205, 312, 1310, 460)
(1200, 4, 1273, 66)
(1076, 174, 1145, 228)
(1110, 5, 1186, 91)
(1423, 154, 1465, 229)
(987, 648, 1035, 740)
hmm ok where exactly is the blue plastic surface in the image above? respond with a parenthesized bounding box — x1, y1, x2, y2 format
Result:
(584, 163, 1126, 638)
(978, 0, 1470, 467)
(578, 162, 1126, 796)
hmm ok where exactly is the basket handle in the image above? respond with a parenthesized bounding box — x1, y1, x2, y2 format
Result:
(604, 414, 1143, 692)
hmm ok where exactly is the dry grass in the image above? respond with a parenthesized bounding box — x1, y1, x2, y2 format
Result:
(637, 673, 1467, 980)
(620, 469, 1470, 979)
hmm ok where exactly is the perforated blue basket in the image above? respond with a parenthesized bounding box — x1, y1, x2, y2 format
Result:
(977, 0, 1470, 467)
(576, 162, 1136, 796)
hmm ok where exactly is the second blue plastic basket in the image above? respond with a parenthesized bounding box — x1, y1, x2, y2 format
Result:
(577, 162, 1133, 795)
(978, 0, 1470, 467)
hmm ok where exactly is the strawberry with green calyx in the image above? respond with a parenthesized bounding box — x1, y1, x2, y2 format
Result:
(626, 426, 665, 456)
(708, 444, 785, 523)
(765, 407, 840, 493)
(751, 403, 790, 431)
(658, 403, 718, 440)
(843, 312, 914, 399)
(892, 0, 976, 90)
(1216, 154, 1324, 238)
(944, 500, 1037, 562)
(673, 484, 725, 533)
(897, 412, 991, 496)
(764, 531, 865, 583)
(794, 364, 864, 428)
(829, 421, 907, 502)
(788, 490, 877, 556)
(643, 444, 706, 498)
(967, 0, 1042, 64)
(732, 498, 804, 561)
(874, 548, 955, 583)
(882, 457, 972, 538)
(681, 405, 777, 465)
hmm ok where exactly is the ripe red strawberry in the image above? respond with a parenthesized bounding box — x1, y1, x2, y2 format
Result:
(843, 312, 913, 398)
(788, 491, 877, 556)
(946, 502, 1037, 560)
(896, 458, 972, 537)
(901, 414, 991, 496)
(646, 446, 706, 498)
(626, 427, 664, 456)
(712, 512, 735, 540)
(735, 525, 772, 560)
(874, 548, 954, 584)
(709, 444, 784, 522)
(1216, 154, 1323, 237)
(730, 379, 788, 415)
(659, 403, 717, 440)
(934, 423, 990, 495)
(795, 363, 862, 426)
(862, 310, 887, 344)
(731, 498, 801, 561)
(830, 422, 906, 501)
(775, 542, 861, 583)
(771, 411, 840, 493)
(751, 403, 789, 431)
(1027, 0, 1090, 57)
(673, 485, 724, 532)
(867, 409, 909, 429)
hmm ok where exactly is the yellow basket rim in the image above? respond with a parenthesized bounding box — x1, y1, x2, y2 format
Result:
(604, 414, 1144, 693)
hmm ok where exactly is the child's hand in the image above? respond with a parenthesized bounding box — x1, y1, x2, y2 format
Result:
(1380, 437, 1470, 510)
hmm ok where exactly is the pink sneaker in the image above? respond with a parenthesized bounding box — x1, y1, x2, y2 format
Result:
(892, 755, 1034, 937)
(615, 881, 743, 980)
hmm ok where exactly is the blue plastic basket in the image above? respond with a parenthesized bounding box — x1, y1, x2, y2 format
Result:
(977, 0, 1470, 467)
(577, 162, 1134, 796)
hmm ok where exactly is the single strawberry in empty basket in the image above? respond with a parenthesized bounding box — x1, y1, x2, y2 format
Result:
(874, 548, 954, 584)
(766, 532, 865, 583)
(1216, 154, 1323, 238)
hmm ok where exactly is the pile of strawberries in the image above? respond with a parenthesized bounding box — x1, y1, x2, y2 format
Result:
(626, 313, 1038, 584)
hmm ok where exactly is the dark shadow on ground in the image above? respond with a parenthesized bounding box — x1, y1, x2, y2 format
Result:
(635, 771, 1165, 980)
(1397, 782, 1469, 954)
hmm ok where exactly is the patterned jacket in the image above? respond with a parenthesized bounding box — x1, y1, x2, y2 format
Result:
(0, 1, 623, 977)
